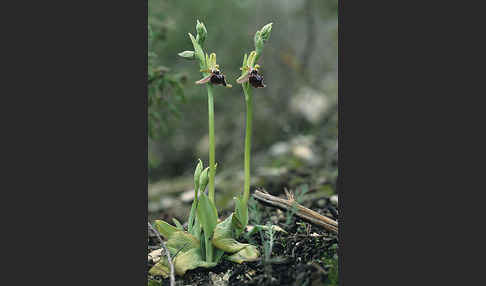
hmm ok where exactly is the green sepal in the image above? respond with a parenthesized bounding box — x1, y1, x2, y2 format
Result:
(178, 50, 195, 60)
(247, 51, 257, 68)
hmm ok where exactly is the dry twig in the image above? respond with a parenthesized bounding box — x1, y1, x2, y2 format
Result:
(148, 222, 175, 286)
(252, 189, 338, 234)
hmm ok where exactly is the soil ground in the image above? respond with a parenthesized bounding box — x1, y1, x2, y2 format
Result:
(148, 191, 339, 286)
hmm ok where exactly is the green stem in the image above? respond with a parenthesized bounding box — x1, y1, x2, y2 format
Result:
(242, 84, 253, 206)
(205, 235, 213, 262)
(207, 85, 216, 204)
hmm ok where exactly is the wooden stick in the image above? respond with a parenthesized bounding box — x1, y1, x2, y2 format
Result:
(148, 222, 175, 286)
(252, 190, 338, 234)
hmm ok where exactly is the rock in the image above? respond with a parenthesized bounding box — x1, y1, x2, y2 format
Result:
(292, 145, 313, 161)
(196, 135, 209, 156)
(330, 195, 338, 206)
(179, 189, 195, 203)
(148, 248, 163, 263)
(289, 87, 329, 124)
(269, 141, 290, 156)
(160, 197, 178, 209)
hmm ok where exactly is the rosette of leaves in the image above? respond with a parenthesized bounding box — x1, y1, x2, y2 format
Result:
(149, 160, 259, 278)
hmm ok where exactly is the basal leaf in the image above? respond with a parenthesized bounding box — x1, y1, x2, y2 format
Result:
(213, 214, 249, 253)
(226, 244, 260, 264)
(172, 218, 184, 230)
(149, 258, 170, 278)
(153, 219, 178, 240)
(173, 248, 217, 276)
(196, 193, 218, 238)
(165, 230, 200, 255)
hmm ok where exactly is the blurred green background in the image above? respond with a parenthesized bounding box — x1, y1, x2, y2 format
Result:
(148, 0, 338, 217)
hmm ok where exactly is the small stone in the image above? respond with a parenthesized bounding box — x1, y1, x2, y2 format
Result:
(148, 202, 161, 212)
(293, 145, 313, 161)
(269, 141, 290, 156)
(209, 270, 231, 286)
(160, 197, 177, 209)
(148, 248, 162, 263)
(289, 87, 329, 123)
(317, 199, 326, 208)
(179, 189, 195, 203)
(330, 195, 338, 206)
(270, 215, 279, 224)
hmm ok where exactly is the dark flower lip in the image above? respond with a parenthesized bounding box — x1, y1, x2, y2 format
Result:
(249, 72, 265, 88)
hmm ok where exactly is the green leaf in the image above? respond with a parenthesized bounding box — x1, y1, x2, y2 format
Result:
(173, 248, 217, 275)
(154, 220, 178, 239)
(226, 244, 260, 263)
(165, 230, 200, 254)
(196, 193, 218, 238)
(149, 258, 170, 278)
(214, 248, 225, 263)
(149, 231, 217, 277)
(172, 218, 184, 230)
(192, 214, 202, 240)
(233, 196, 248, 235)
(148, 279, 163, 286)
(188, 199, 197, 233)
(213, 214, 249, 253)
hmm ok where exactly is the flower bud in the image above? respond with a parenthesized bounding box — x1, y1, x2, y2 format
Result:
(254, 23, 273, 58)
(194, 159, 203, 192)
(196, 20, 207, 45)
(178, 50, 195, 60)
(259, 22, 273, 42)
(199, 166, 210, 192)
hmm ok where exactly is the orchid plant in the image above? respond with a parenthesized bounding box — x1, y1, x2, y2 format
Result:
(149, 21, 270, 278)
(234, 23, 273, 235)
